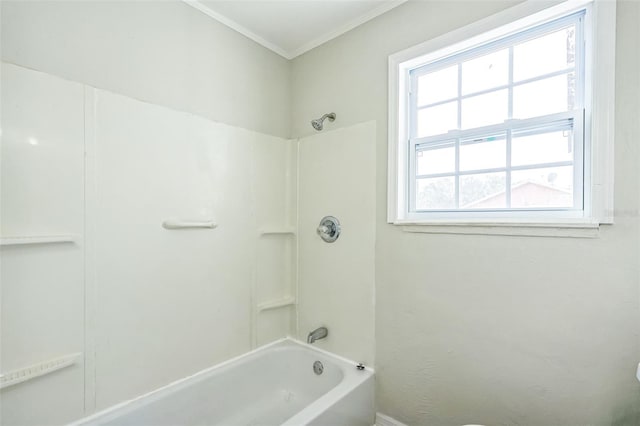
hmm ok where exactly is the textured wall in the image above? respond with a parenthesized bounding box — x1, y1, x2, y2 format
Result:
(291, 1, 640, 424)
(1, 0, 291, 138)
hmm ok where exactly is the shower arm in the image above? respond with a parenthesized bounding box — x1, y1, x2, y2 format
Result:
(320, 113, 335, 122)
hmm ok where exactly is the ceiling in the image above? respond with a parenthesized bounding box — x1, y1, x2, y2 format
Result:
(183, 0, 407, 59)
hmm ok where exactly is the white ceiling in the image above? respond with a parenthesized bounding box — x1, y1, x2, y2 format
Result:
(184, 0, 407, 59)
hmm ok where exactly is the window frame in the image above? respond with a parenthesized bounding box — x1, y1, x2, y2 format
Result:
(387, 0, 616, 231)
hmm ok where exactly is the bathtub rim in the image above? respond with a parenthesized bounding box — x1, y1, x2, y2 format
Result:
(69, 337, 374, 425)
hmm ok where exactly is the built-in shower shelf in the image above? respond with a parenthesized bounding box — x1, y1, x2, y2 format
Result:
(0, 352, 82, 389)
(257, 297, 296, 313)
(259, 228, 296, 236)
(0, 235, 77, 246)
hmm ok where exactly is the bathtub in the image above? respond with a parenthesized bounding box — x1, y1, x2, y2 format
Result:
(72, 338, 374, 426)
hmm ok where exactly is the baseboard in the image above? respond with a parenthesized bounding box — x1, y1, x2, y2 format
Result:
(376, 412, 408, 426)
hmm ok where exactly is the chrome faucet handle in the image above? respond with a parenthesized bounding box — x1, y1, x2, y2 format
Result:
(317, 216, 340, 243)
(317, 224, 330, 235)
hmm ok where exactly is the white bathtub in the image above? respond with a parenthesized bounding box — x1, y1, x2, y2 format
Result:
(72, 338, 374, 426)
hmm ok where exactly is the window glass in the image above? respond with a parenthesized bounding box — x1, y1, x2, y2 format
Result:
(514, 26, 576, 81)
(512, 128, 573, 167)
(416, 141, 456, 175)
(513, 73, 575, 119)
(459, 134, 506, 171)
(416, 177, 456, 210)
(511, 166, 574, 208)
(403, 10, 587, 217)
(461, 89, 508, 129)
(417, 101, 458, 137)
(460, 172, 507, 208)
(462, 49, 509, 95)
(417, 65, 458, 106)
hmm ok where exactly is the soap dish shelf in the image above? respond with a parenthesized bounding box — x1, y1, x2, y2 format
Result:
(0, 352, 82, 389)
(0, 235, 77, 246)
(257, 297, 296, 313)
(259, 228, 296, 236)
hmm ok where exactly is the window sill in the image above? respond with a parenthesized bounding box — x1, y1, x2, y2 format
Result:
(397, 220, 602, 238)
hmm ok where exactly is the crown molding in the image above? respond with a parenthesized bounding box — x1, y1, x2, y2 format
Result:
(183, 0, 292, 59)
(183, 0, 407, 60)
(288, 0, 407, 58)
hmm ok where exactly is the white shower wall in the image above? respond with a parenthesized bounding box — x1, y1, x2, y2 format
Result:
(0, 62, 377, 426)
(297, 122, 377, 367)
(0, 3, 379, 423)
(1, 63, 297, 424)
(89, 89, 297, 410)
(1, 62, 86, 426)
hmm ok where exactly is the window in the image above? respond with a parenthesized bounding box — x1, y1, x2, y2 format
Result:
(388, 0, 616, 230)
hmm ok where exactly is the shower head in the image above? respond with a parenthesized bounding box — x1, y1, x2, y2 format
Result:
(311, 112, 336, 131)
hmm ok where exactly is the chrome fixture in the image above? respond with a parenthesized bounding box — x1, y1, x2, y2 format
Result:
(307, 327, 328, 344)
(311, 113, 336, 131)
(317, 216, 340, 243)
(313, 361, 324, 375)
(356, 363, 365, 371)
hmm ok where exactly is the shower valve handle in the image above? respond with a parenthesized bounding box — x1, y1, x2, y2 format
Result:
(317, 225, 330, 235)
(316, 216, 340, 243)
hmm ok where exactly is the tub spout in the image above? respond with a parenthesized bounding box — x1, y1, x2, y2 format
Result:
(307, 327, 328, 344)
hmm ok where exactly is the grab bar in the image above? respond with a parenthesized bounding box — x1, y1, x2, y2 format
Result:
(162, 220, 217, 230)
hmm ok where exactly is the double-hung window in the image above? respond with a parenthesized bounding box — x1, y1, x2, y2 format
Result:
(388, 0, 616, 229)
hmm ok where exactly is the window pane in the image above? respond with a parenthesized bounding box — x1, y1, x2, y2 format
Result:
(461, 89, 507, 129)
(462, 49, 509, 95)
(511, 166, 574, 208)
(416, 176, 455, 210)
(459, 134, 506, 172)
(514, 26, 576, 81)
(417, 101, 458, 137)
(416, 141, 455, 175)
(512, 128, 573, 167)
(513, 73, 574, 119)
(460, 172, 506, 209)
(417, 65, 458, 106)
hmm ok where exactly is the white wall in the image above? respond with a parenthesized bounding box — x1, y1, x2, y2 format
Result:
(0, 0, 291, 138)
(1, 63, 86, 426)
(253, 138, 298, 348)
(89, 88, 295, 410)
(291, 1, 640, 424)
(297, 121, 376, 367)
(3, 0, 640, 424)
(1, 1, 294, 422)
(1, 60, 294, 426)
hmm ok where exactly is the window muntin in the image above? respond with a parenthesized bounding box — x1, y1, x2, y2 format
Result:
(408, 12, 585, 215)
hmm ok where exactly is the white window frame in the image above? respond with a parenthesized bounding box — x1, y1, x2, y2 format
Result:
(388, 0, 616, 232)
